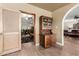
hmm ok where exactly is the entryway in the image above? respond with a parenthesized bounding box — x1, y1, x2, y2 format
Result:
(20, 11, 36, 45)
(62, 4, 79, 55)
(62, 4, 79, 46)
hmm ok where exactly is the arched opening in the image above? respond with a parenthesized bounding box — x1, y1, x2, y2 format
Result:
(62, 4, 79, 46)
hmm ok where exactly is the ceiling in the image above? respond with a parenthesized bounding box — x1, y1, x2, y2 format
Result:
(30, 3, 70, 12)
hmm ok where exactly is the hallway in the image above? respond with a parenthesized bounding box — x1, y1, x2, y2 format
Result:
(4, 36, 79, 56)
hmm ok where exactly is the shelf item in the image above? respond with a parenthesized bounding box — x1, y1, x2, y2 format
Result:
(40, 16, 53, 30)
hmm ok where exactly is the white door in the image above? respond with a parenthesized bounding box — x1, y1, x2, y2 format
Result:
(0, 9, 3, 54)
(3, 9, 21, 53)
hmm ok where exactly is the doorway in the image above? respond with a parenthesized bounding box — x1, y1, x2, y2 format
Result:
(63, 5, 79, 55)
(20, 11, 36, 45)
(62, 4, 79, 46)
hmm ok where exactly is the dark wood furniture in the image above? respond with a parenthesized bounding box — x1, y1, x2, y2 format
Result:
(21, 29, 34, 43)
(64, 21, 79, 36)
(39, 16, 56, 48)
(64, 29, 79, 36)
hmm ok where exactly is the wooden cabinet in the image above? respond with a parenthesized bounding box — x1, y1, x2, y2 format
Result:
(40, 16, 52, 30)
(39, 16, 56, 48)
(40, 35, 56, 48)
(45, 35, 52, 48)
(0, 9, 21, 55)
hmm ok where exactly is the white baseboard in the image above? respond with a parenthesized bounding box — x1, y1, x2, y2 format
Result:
(56, 42, 64, 46)
(0, 47, 21, 56)
(36, 42, 64, 47)
(36, 43, 39, 46)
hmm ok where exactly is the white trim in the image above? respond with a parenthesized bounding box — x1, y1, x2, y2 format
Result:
(62, 4, 79, 46)
(0, 47, 21, 56)
(56, 42, 63, 46)
(18, 13, 21, 50)
(36, 43, 39, 46)
(4, 32, 19, 35)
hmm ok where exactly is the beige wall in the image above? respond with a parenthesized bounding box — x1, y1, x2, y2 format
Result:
(52, 4, 76, 44)
(0, 3, 77, 46)
(0, 3, 52, 46)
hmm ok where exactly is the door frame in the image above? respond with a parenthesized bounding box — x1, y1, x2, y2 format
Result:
(20, 10, 36, 45)
(62, 4, 79, 46)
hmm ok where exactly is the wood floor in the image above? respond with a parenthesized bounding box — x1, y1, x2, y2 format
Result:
(4, 36, 79, 56)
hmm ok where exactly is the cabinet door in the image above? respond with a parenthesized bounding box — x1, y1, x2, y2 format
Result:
(45, 35, 51, 48)
(51, 35, 56, 46)
(3, 9, 21, 52)
(45, 35, 53, 48)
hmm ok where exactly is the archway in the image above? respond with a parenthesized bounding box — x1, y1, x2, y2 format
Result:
(62, 4, 79, 46)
